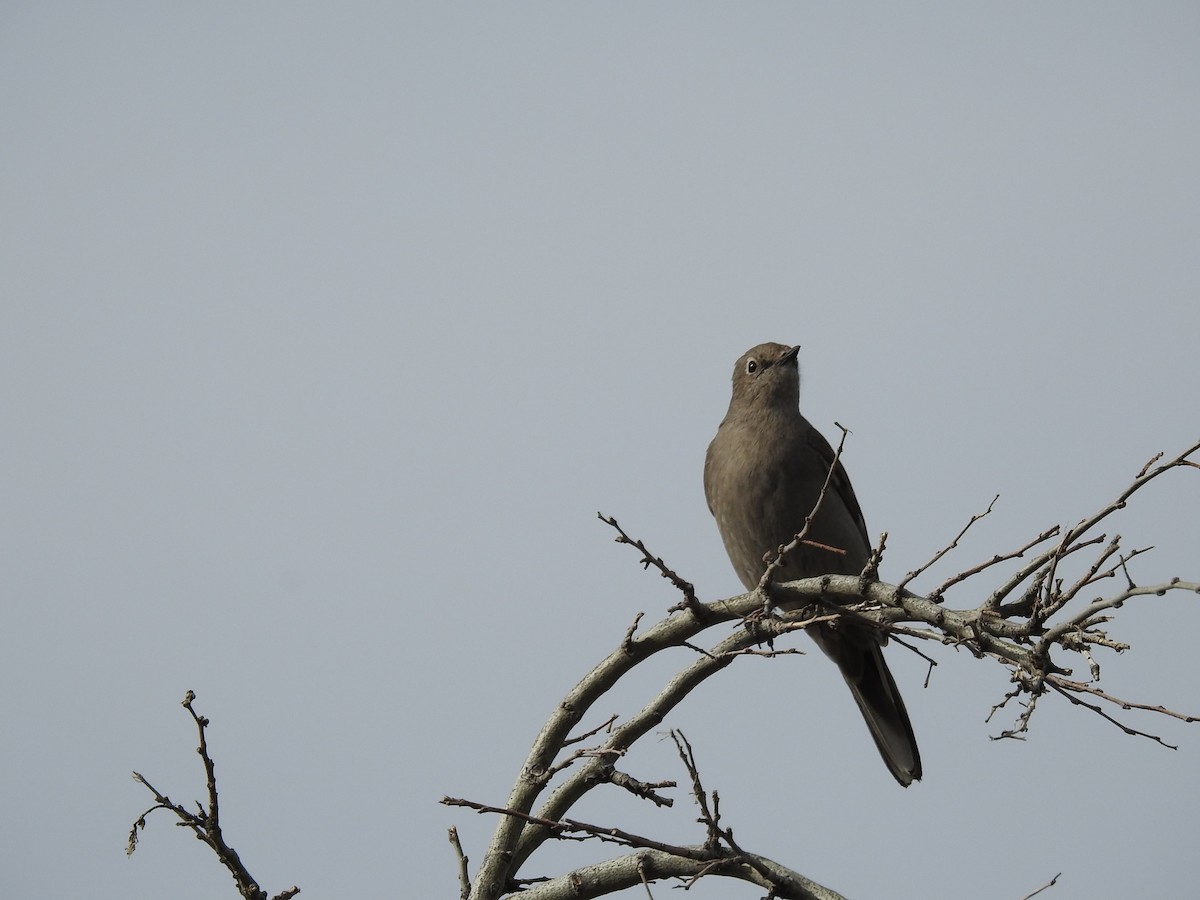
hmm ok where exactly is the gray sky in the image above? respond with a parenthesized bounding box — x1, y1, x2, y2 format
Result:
(3, 4, 1199, 899)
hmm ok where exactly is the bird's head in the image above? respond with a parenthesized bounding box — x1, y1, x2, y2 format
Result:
(728, 342, 801, 413)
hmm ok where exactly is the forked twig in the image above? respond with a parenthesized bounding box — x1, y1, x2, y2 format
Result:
(128, 692, 299, 900)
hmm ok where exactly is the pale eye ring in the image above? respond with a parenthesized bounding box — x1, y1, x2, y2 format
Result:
(746, 359, 758, 374)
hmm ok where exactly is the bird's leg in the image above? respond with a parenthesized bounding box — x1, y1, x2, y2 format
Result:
(754, 580, 780, 619)
(740, 585, 780, 651)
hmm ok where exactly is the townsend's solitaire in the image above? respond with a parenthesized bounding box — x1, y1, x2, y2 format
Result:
(704, 342, 922, 786)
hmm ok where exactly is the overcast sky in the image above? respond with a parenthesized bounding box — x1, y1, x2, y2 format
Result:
(3, 5, 1199, 899)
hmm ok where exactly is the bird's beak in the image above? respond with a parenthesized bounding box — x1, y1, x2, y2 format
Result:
(782, 345, 800, 364)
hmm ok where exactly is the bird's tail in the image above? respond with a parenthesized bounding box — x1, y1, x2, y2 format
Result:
(812, 624, 922, 787)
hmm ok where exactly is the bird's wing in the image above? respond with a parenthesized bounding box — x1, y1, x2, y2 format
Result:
(804, 423, 870, 550)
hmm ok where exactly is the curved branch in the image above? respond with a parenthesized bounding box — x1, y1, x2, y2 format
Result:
(509, 848, 848, 900)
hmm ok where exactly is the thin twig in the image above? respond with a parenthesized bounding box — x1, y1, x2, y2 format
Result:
(931, 526, 1060, 603)
(1044, 679, 1179, 749)
(898, 495, 999, 591)
(442, 796, 716, 860)
(562, 714, 620, 747)
(1019, 872, 1061, 899)
(757, 424, 850, 594)
(599, 513, 699, 608)
(1047, 676, 1198, 723)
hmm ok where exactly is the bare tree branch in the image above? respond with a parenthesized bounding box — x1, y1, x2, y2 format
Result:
(507, 848, 849, 900)
(128, 692, 299, 900)
(130, 441, 1199, 900)
(451, 439, 1199, 900)
(449, 826, 471, 900)
(445, 728, 849, 900)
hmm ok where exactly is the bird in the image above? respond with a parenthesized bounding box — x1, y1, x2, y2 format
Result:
(703, 341, 921, 786)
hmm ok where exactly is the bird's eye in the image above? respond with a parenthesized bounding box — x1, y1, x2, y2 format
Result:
(746, 359, 758, 375)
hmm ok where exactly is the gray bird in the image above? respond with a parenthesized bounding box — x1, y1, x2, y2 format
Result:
(704, 342, 921, 786)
